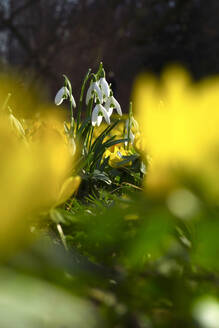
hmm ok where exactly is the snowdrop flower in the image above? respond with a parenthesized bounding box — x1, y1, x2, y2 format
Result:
(99, 77, 110, 98)
(105, 96, 122, 116)
(125, 129, 135, 146)
(131, 116, 139, 130)
(91, 103, 110, 127)
(125, 117, 139, 131)
(125, 118, 136, 146)
(55, 86, 76, 108)
(128, 130, 135, 143)
(86, 81, 103, 105)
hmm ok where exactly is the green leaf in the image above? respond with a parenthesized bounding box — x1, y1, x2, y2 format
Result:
(90, 119, 120, 153)
(91, 170, 112, 185)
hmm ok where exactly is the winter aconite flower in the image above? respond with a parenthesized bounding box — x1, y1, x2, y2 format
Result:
(91, 103, 110, 127)
(133, 66, 219, 200)
(55, 86, 76, 108)
(104, 146, 132, 168)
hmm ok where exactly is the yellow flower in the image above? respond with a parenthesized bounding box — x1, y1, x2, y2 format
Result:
(133, 66, 219, 200)
(92, 116, 125, 144)
(0, 113, 79, 254)
(104, 146, 132, 168)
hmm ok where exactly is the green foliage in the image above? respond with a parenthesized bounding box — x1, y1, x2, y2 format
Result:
(5, 186, 219, 328)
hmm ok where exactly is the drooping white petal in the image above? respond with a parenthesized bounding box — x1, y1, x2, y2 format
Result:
(70, 94, 76, 108)
(104, 97, 113, 117)
(99, 104, 110, 125)
(97, 115, 103, 127)
(93, 82, 103, 104)
(99, 77, 110, 98)
(112, 96, 122, 116)
(86, 83, 93, 105)
(91, 104, 100, 126)
(55, 86, 68, 105)
(54, 86, 75, 108)
(91, 103, 111, 127)
(108, 107, 113, 117)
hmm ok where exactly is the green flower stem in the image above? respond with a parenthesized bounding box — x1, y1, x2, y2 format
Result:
(127, 101, 132, 150)
(88, 126, 94, 152)
(96, 62, 103, 79)
(76, 68, 91, 132)
(85, 123, 93, 154)
(86, 97, 94, 118)
(63, 74, 75, 133)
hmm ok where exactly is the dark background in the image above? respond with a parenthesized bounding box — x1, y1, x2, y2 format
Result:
(0, 0, 218, 111)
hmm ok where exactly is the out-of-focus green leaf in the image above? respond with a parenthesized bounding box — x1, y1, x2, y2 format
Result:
(192, 219, 219, 271)
(126, 212, 175, 269)
(0, 268, 99, 328)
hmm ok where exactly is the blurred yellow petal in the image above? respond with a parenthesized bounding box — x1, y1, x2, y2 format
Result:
(56, 176, 81, 206)
(133, 66, 219, 201)
(0, 110, 75, 254)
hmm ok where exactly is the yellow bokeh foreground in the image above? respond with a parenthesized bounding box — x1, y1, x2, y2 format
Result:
(0, 111, 78, 253)
(133, 67, 219, 201)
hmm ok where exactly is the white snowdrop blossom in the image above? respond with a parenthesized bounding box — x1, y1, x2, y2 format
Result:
(93, 82, 103, 103)
(55, 86, 76, 108)
(125, 118, 137, 146)
(95, 115, 103, 127)
(105, 96, 122, 116)
(91, 104, 110, 127)
(125, 116, 139, 133)
(86, 81, 103, 105)
(125, 130, 135, 146)
(99, 77, 110, 99)
(130, 116, 139, 130)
